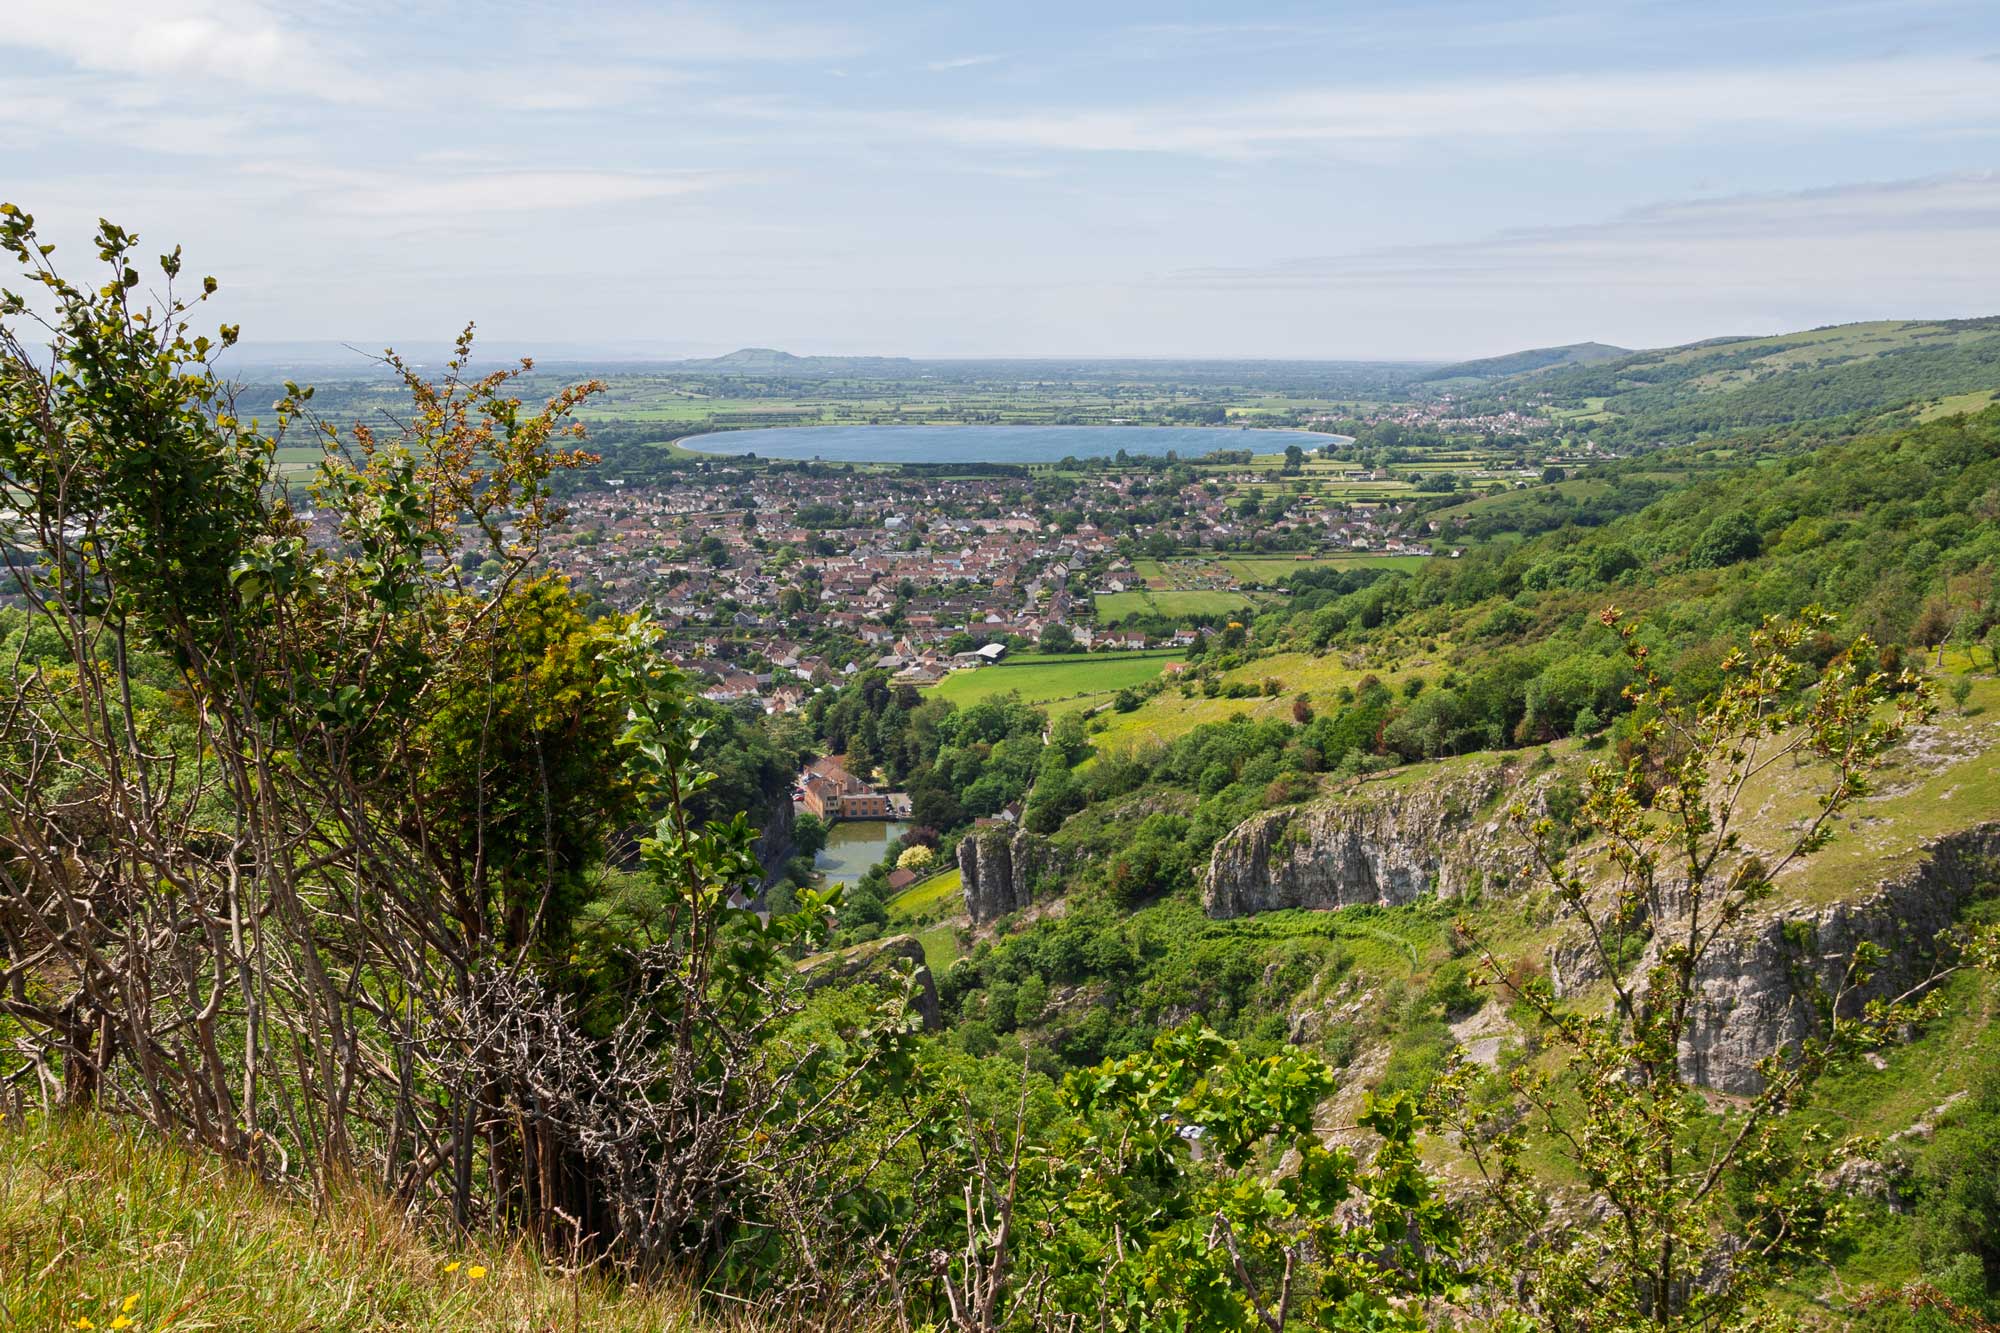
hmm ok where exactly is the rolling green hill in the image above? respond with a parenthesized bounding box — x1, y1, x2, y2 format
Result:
(1415, 340, 1632, 382)
(1481, 317, 2000, 442)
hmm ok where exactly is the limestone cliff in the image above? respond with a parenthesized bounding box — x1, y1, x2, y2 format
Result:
(958, 825, 1067, 923)
(1670, 821, 2000, 1093)
(1202, 758, 1531, 918)
(798, 933, 942, 1030)
(1205, 748, 1998, 1095)
(754, 798, 796, 892)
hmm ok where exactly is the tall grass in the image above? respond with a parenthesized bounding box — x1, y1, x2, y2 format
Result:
(0, 1115, 763, 1332)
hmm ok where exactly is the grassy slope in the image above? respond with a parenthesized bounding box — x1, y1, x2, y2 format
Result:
(1918, 388, 1999, 421)
(1756, 668, 2000, 905)
(887, 865, 965, 970)
(889, 865, 962, 920)
(0, 1117, 750, 1333)
(1786, 960, 2000, 1301)
(1426, 476, 1616, 525)
(1084, 647, 1441, 757)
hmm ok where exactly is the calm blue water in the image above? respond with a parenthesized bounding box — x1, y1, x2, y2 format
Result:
(682, 424, 1344, 463)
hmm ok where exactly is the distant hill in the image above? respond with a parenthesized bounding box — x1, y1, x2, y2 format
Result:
(696, 347, 801, 367)
(1417, 341, 1632, 383)
(1472, 317, 2000, 442)
(673, 347, 921, 377)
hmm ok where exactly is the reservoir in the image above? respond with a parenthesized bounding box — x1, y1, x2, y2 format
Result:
(814, 820, 908, 890)
(680, 424, 1345, 464)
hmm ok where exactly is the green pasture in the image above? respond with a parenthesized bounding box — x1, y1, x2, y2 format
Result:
(273, 445, 327, 479)
(1095, 590, 1265, 623)
(925, 650, 1180, 714)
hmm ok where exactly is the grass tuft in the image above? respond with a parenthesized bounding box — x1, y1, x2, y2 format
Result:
(0, 1114, 767, 1331)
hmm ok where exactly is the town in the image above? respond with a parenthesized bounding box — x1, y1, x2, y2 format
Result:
(410, 436, 1582, 720)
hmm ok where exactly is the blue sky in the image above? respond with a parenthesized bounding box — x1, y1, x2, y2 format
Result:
(7, 0, 2000, 359)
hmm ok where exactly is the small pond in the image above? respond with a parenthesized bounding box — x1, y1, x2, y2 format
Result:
(814, 820, 908, 889)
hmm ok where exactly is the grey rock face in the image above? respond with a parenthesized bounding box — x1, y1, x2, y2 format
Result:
(1202, 760, 1527, 918)
(1673, 821, 2000, 1093)
(959, 826, 1066, 922)
(1547, 821, 2000, 1092)
(799, 933, 942, 1030)
(1205, 742, 1999, 1095)
(754, 799, 796, 891)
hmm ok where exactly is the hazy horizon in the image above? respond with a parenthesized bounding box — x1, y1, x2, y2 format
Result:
(213, 337, 1484, 371)
(10, 0, 2000, 360)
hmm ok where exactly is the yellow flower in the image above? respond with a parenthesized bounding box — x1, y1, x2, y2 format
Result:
(122, 1296, 140, 1314)
(442, 1261, 461, 1274)
(111, 1319, 133, 1331)
(466, 1264, 488, 1281)
(74, 1320, 94, 1330)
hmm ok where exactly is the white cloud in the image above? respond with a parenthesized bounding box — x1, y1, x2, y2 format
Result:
(3, 1, 854, 116)
(0, 74, 267, 154)
(1177, 173, 2000, 286)
(237, 164, 750, 218)
(4, 0, 376, 97)
(1150, 173, 2000, 354)
(925, 54, 1002, 72)
(595, 5, 862, 63)
(913, 57, 2000, 157)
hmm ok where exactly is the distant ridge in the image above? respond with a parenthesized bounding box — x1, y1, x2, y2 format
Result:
(1418, 341, 1632, 382)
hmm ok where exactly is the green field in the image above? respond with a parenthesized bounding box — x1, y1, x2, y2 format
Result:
(925, 650, 1179, 714)
(1220, 554, 1431, 581)
(1095, 590, 1265, 623)
(274, 444, 328, 480)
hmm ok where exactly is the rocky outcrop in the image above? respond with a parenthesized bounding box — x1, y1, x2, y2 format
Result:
(959, 826, 1067, 922)
(798, 933, 942, 1030)
(1202, 759, 1531, 918)
(1672, 821, 2000, 1093)
(754, 799, 797, 892)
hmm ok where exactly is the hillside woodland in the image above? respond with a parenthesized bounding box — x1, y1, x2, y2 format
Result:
(4, 215, 2000, 1332)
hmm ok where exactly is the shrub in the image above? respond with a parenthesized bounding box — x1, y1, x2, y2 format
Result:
(1425, 960, 1484, 1020)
